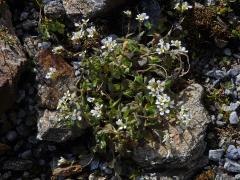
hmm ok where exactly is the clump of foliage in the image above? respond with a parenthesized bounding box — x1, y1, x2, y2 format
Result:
(0, 26, 17, 45)
(54, 11, 192, 156)
(39, 17, 65, 40)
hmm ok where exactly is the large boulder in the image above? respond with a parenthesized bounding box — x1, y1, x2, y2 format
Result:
(36, 49, 75, 110)
(62, 0, 131, 20)
(0, 3, 27, 114)
(133, 84, 210, 171)
(37, 110, 87, 143)
(36, 49, 87, 142)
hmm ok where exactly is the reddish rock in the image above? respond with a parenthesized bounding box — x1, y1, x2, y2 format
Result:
(52, 164, 82, 179)
(0, 143, 10, 155)
(133, 84, 210, 170)
(36, 49, 75, 110)
(0, 3, 27, 114)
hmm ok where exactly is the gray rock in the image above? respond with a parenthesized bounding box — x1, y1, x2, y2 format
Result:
(235, 174, 240, 180)
(216, 120, 226, 127)
(217, 113, 224, 121)
(44, 0, 65, 18)
(3, 159, 33, 171)
(20, 150, 32, 159)
(236, 74, 240, 86)
(48, 145, 56, 151)
(137, 157, 208, 180)
(14, 140, 24, 152)
(37, 110, 87, 143)
(230, 103, 239, 111)
(16, 124, 30, 137)
(100, 163, 112, 175)
(133, 84, 210, 170)
(205, 0, 216, 6)
(209, 149, 224, 162)
(0, 4, 27, 114)
(226, 145, 240, 160)
(233, 53, 240, 59)
(206, 69, 227, 80)
(23, 36, 40, 58)
(20, 12, 29, 21)
(214, 38, 228, 48)
(224, 48, 232, 56)
(28, 136, 38, 145)
(227, 67, 240, 78)
(2, 171, 12, 179)
(229, 111, 239, 125)
(23, 171, 30, 178)
(22, 19, 38, 31)
(6, 131, 17, 142)
(224, 159, 240, 173)
(38, 42, 51, 49)
(62, 0, 131, 20)
(215, 173, 235, 180)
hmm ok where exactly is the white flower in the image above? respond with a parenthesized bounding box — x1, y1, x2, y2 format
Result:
(174, 2, 192, 12)
(57, 90, 75, 110)
(171, 40, 182, 48)
(45, 67, 57, 79)
(156, 93, 174, 116)
(71, 109, 82, 121)
(74, 23, 81, 27)
(116, 119, 127, 130)
(87, 97, 95, 103)
(101, 36, 117, 52)
(136, 13, 149, 22)
(90, 103, 103, 118)
(57, 157, 68, 166)
(81, 18, 89, 26)
(123, 10, 132, 17)
(178, 46, 188, 53)
(170, 40, 188, 53)
(71, 29, 85, 41)
(178, 106, 192, 126)
(156, 39, 170, 55)
(147, 78, 165, 96)
(52, 46, 64, 54)
(86, 26, 96, 38)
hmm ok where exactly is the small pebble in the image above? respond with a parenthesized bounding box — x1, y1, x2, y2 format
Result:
(224, 159, 240, 173)
(229, 111, 239, 125)
(21, 150, 32, 159)
(224, 48, 232, 56)
(209, 149, 224, 162)
(20, 12, 29, 21)
(235, 174, 240, 180)
(6, 131, 18, 142)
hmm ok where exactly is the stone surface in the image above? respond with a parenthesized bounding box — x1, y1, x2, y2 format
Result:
(3, 159, 33, 171)
(37, 110, 86, 143)
(224, 159, 240, 173)
(62, 0, 131, 20)
(52, 164, 82, 178)
(137, 157, 208, 180)
(0, 3, 27, 114)
(36, 49, 75, 110)
(229, 111, 239, 125)
(215, 173, 235, 180)
(0, 143, 11, 155)
(226, 145, 240, 160)
(44, 0, 66, 19)
(133, 84, 210, 169)
(23, 36, 40, 58)
(209, 149, 224, 162)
